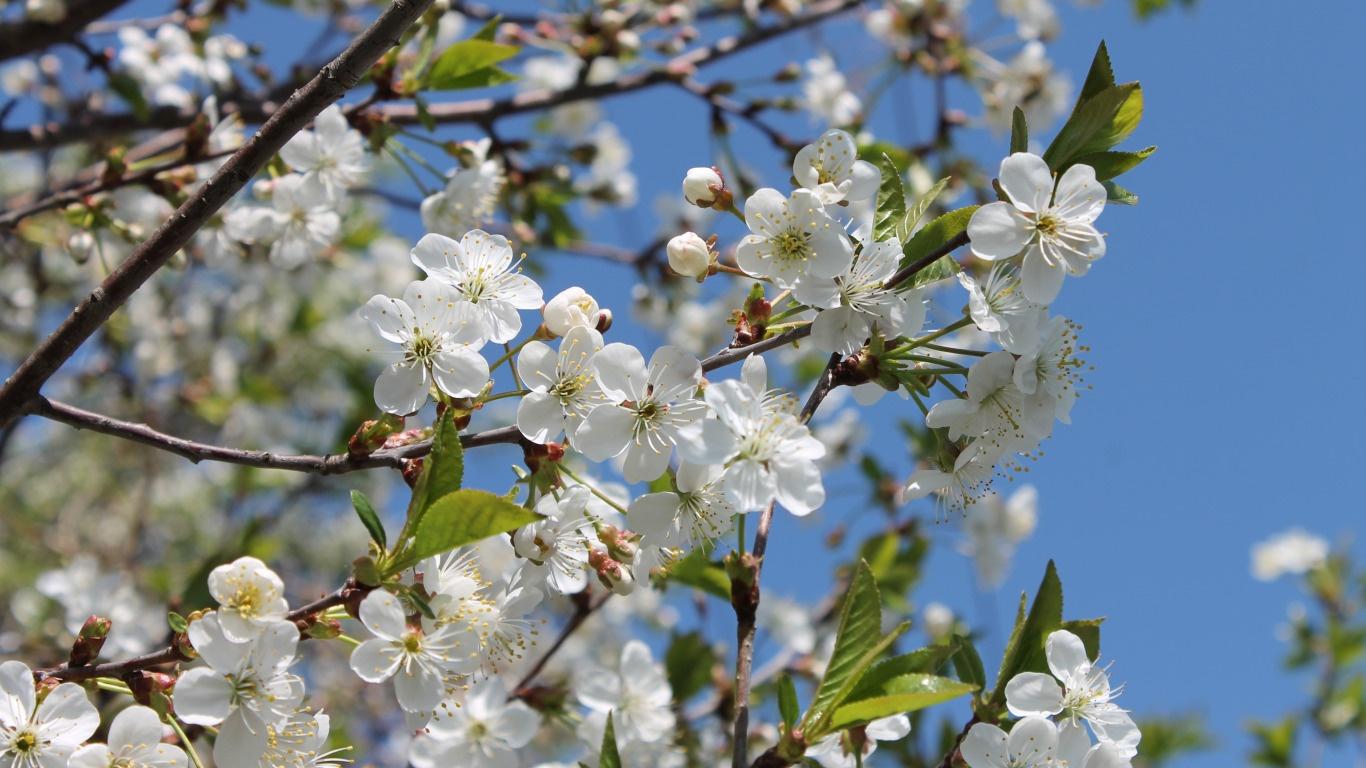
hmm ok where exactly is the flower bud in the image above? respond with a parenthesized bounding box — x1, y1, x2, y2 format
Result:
(666, 232, 712, 279)
(543, 287, 601, 337)
(66, 231, 95, 263)
(922, 602, 955, 639)
(68, 615, 111, 667)
(683, 166, 725, 207)
(588, 549, 636, 595)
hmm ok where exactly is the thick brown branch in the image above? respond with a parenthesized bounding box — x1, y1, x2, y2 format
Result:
(0, 0, 436, 428)
(0, 0, 131, 64)
(29, 397, 522, 473)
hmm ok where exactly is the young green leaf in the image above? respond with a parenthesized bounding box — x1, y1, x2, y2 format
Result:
(1010, 107, 1029, 154)
(874, 153, 908, 243)
(829, 673, 977, 730)
(1061, 617, 1104, 661)
(898, 177, 950, 244)
(167, 611, 188, 634)
(1043, 83, 1144, 171)
(427, 39, 519, 91)
(1072, 41, 1117, 118)
(950, 635, 987, 692)
(350, 490, 387, 549)
(1071, 146, 1156, 180)
(990, 560, 1063, 707)
(803, 561, 883, 730)
(665, 631, 717, 702)
(401, 410, 465, 542)
(661, 549, 732, 600)
(390, 489, 540, 572)
(778, 675, 800, 728)
(599, 711, 622, 768)
(1103, 180, 1139, 205)
(471, 14, 501, 40)
(898, 205, 977, 287)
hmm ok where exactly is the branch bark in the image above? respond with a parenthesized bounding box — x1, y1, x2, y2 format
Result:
(0, 0, 131, 64)
(0, 0, 436, 428)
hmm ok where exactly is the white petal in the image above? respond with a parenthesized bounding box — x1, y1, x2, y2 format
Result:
(431, 347, 489, 398)
(1006, 715, 1059, 765)
(515, 340, 558, 392)
(1021, 248, 1066, 304)
(0, 660, 34, 729)
(375, 362, 429, 415)
(108, 704, 166, 752)
(34, 683, 98, 746)
(968, 202, 1033, 261)
(395, 666, 444, 713)
(1004, 671, 1065, 717)
(172, 668, 234, 725)
(1052, 163, 1106, 223)
(349, 638, 402, 684)
(359, 590, 408, 639)
(773, 459, 824, 516)
(411, 232, 463, 277)
(998, 152, 1054, 214)
(960, 722, 1011, 768)
(1045, 630, 1090, 681)
(516, 391, 564, 444)
(575, 405, 635, 461)
(593, 343, 648, 401)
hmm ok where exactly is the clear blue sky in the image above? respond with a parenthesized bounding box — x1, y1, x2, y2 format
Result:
(55, 0, 1366, 763)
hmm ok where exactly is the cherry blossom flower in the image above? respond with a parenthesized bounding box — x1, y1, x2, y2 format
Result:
(280, 105, 369, 200)
(967, 153, 1107, 304)
(543, 287, 601, 337)
(577, 343, 723, 483)
(359, 279, 490, 415)
(421, 140, 505, 238)
(1252, 529, 1330, 581)
(225, 174, 340, 268)
(0, 660, 99, 768)
(960, 715, 1058, 768)
(516, 326, 609, 444)
(682, 167, 724, 207)
(626, 461, 735, 555)
(1005, 630, 1140, 756)
(811, 238, 926, 355)
(411, 230, 543, 344)
(259, 711, 349, 767)
(176, 616, 304, 768)
(69, 705, 187, 768)
(802, 55, 862, 126)
(806, 715, 911, 768)
(1013, 315, 1085, 423)
(513, 487, 597, 595)
(574, 641, 675, 745)
(793, 129, 881, 206)
(349, 590, 479, 714)
(903, 441, 999, 512)
(959, 263, 1046, 354)
(702, 355, 827, 515)
(736, 188, 854, 306)
(926, 351, 1052, 455)
(409, 679, 538, 768)
(666, 232, 712, 278)
(207, 555, 289, 642)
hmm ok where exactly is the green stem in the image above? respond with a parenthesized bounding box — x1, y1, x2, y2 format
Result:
(920, 342, 988, 357)
(385, 147, 436, 196)
(167, 717, 206, 768)
(559, 465, 629, 515)
(483, 389, 530, 404)
(887, 317, 973, 356)
(736, 513, 747, 556)
(94, 678, 132, 695)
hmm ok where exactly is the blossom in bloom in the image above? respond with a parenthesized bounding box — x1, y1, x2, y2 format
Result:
(225, 174, 340, 268)
(359, 279, 490, 415)
(736, 188, 854, 305)
(176, 616, 304, 768)
(666, 232, 712, 278)
(412, 230, 543, 344)
(69, 705, 187, 768)
(806, 715, 911, 768)
(259, 711, 348, 767)
(960, 715, 1058, 768)
(1013, 315, 1085, 423)
(959, 263, 1045, 354)
(280, 105, 368, 199)
(116, 25, 198, 108)
(1005, 630, 1140, 755)
(926, 351, 1052, 455)
(349, 590, 479, 714)
(793, 129, 880, 206)
(543, 287, 601, 337)
(0, 660, 99, 767)
(960, 485, 1038, 588)
(627, 461, 735, 555)
(1057, 725, 1134, 768)
(575, 640, 675, 745)
(421, 139, 505, 238)
(1252, 529, 1330, 581)
(811, 238, 926, 355)
(207, 555, 289, 642)
(802, 55, 862, 126)
(903, 441, 999, 512)
(922, 602, 956, 639)
(999, 0, 1059, 41)
(702, 355, 827, 515)
(460, 574, 544, 674)
(409, 679, 538, 768)
(512, 487, 597, 595)
(577, 343, 723, 483)
(36, 555, 161, 657)
(683, 167, 724, 207)
(974, 43, 1071, 136)
(967, 153, 1106, 304)
(516, 326, 609, 444)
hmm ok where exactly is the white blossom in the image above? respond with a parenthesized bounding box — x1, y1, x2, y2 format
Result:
(806, 715, 910, 768)
(207, 555, 289, 642)
(961, 715, 1058, 768)
(349, 590, 479, 714)
(959, 263, 1046, 354)
(412, 230, 543, 344)
(516, 325, 609, 444)
(409, 679, 538, 768)
(1252, 529, 1330, 581)
(811, 238, 926, 355)
(574, 640, 674, 745)
(0, 660, 99, 768)
(960, 485, 1038, 588)
(626, 461, 735, 555)
(666, 232, 712, 278)
(69, 705, 187, 768)
(736, 188, 854, 305)
(793, 129, 880, 206)
(421, 139, 505, 238)
(280, 105, 369, 199)
(682, 167, 723, 207)
(1004, 630, 1140, 756)
(802, 55, 862, 126)
(543, 287, 601, 337)
(512, 487, 597, 595)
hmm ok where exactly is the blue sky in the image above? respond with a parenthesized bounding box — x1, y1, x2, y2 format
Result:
(30, 0, 1366, 762)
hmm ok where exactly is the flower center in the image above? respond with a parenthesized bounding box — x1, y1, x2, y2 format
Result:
(1035, 214, 1060, 237)
(229, 584, 263, 618)
(407, 333, 439, 365)
(402, 632, 424, 655)
(11, 729, 38, 754)
(462, 267, 491, 303)
(771, 229, 811, 262)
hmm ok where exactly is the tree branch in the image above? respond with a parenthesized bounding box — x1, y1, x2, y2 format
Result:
(0, 0, 437, 428)
(0, 0, 131, 64)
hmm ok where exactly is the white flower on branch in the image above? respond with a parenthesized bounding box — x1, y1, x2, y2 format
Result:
(207, 555, 290, 642)
(69, 705, 187, 768)
(409, 678, 538, 768)
(810, 237, 926, 355)
(280, 105, 369, 200)
(259, 710, 349, 767)
(516, 325, 609, 445)
(802, 55, 862, 127)
(349, 590, 479, 714)
(960, 715, 1058, 768)
(968, 152, 1107, 304)
(959, 263, 1046, 354)
(225, 174, 341, 268)
(793, 129, 881, 206)
(0, 660, 99, 768)
(806, 714, 911, 768)
(513, 488, 597, 595)
(412, 230, 544, 345)
(359, 279, 490, 415)
(736, 188, 854, 306)
(543, 287, 602, 337)
(574, 640, 675, 746)
(960, 485, 1037, 588)
(421, 139, 505, 239)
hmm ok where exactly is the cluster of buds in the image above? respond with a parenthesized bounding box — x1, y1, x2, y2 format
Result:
(731, 284, 773, 347)
(590, 524, 639, 595)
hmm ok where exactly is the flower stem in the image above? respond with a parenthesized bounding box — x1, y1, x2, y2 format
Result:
(558, 465, 629, 515)
(167, 716, 206, 768)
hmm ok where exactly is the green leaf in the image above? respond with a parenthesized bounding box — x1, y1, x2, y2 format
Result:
(873, 154, 907, 244)
(856, 529, 927, 611)
(1072, 41, 1116, 118)
(990, 560, 1063, 707)
(390, 489, 540, 572)
(898, 205, 977, 287)
(950, 635, 987, 692)
(600, 711, 622, 768)
(108, 72, 150, 121)
(350, 490, 387, 549)
(167, 612, 188, 634)
(1061, 618, 1104, 661)
(427, 39, 519, 91)
(898, 177, 950, 244)
(803, 561, 883, 731)
(662, 548, 732, 600)
(1043, 83, 1144, 171)
(471, 14, 501, 40)
(665, 632, 716, 702)
(778, 675, 800, 728)
(1103, 180, 1139, 205)
(1009, 107, 1029, 154)
(1071, 146, 1155, 181)
(402, 411, 465, 541)
(830, 674, 977, 730)
(852, 644, 960, 694)
(434, 66, 517, 90)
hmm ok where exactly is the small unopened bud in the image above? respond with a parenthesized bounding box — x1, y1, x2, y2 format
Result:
(666, 232, 713, 279)
(543, 287, 601, 337)
(348, 413, 405, 456)
(588, 549, 636, 595)
(683, 166, 725, 207)
(128, 670, 176, 712)
(922, 602, 955, 640)
(402, 458, 423, 488)
(598, 524, 638, 563)
(66, 231, 95, 263)
(68, 615, 111, 667)
(304, 618, 343, 640)
(594, 307, 613, 333)
(352, 556, 383, 587)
